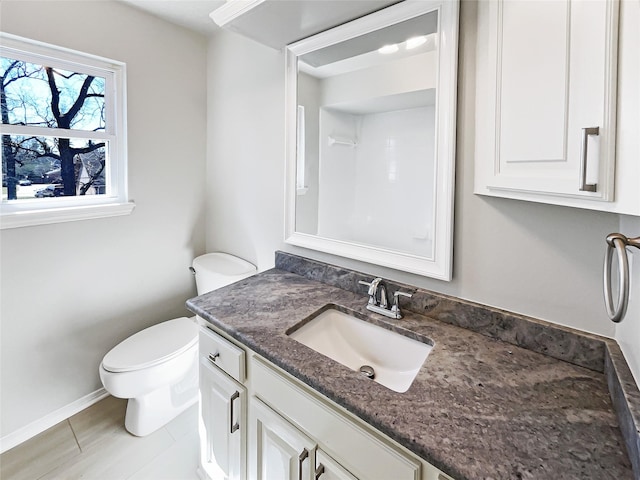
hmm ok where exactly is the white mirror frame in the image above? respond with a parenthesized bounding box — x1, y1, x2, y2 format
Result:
(284, 0, 459, 281)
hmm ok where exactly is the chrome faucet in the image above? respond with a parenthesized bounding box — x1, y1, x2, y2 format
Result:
(377, 282, 390, 309)
(358, 277, 413, 319)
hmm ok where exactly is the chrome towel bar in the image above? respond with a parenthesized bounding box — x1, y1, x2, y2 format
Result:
(604, 233, 640, 323)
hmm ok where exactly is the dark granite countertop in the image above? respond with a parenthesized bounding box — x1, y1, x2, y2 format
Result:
(187, 266, 635, 480)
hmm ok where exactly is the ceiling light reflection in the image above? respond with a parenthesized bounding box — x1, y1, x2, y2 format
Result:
(378, 44, 399, 54)
(405, 36, 427, 49)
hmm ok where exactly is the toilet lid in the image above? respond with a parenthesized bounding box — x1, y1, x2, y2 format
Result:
(102, 317, 198, 373)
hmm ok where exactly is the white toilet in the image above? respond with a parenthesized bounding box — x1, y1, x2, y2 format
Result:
(99, 253, 256, 437)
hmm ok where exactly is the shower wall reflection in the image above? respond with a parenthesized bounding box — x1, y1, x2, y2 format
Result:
(294, 12, 439, 258)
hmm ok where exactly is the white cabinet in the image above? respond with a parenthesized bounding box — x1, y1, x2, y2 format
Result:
(315, 450, 359, 480)
(199, 327, 247, 480)
(200, 359, 246, 480)
(198, 324, 452, 480)
(474, 0, 638, 214)
(250, 356, 444, 480)
(249, 398, 370, 480)
(249, 398, 316, 480)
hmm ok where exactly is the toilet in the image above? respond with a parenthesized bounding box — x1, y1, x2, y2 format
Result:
(99, 253, 257, 436)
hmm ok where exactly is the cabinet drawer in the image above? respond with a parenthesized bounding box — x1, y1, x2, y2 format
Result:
(252, 356, 421, 480)
(199, 326, 245, 383)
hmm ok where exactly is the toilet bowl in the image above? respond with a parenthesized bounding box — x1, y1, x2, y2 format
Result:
(99, 317, 199, 436)
(99, 253, 256, 436)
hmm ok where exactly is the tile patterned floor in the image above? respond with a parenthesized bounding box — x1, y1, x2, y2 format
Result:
(0, 396, 200, 480)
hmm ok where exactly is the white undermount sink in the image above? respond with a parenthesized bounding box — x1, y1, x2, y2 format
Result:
(287, 307, 433, 393)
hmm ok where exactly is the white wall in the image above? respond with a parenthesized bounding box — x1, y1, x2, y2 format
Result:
(317, 106, 435, 256)
(205, 1, 636, 344)
(205, 29, 285, 267)
(353, 106, 435, 255)
(0, 0, 207, 439)
(316, 108, 359, 240)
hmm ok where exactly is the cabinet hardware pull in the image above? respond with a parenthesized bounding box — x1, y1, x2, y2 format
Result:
(229, 391, 240, 433)
(208, 353, 220, 364)
(298, 448, 309, 480)
(315, 463, 325, 479)
(579, 126, 599, 192)
(604, 233, 640, 322)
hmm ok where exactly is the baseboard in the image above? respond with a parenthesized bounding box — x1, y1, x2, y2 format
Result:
(0, 387, 109, 454)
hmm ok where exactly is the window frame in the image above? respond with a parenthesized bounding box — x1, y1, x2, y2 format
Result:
(0, 33, 133, 229)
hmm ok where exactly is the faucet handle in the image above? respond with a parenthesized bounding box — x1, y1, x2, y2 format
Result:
(394, 291, 413, 300)
(359, 278, 381, 295)
(359, 278, 382, 304)
(391, 290, 413, 318)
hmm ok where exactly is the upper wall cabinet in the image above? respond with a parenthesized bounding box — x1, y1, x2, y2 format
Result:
(474, 0, 639, 215)
(209, 0, 399, 49)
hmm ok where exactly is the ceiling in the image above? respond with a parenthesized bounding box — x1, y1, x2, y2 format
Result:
(118, 0, 402, 41)
(119, 0, 226, 35)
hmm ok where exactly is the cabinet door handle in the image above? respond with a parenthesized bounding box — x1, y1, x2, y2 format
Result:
(229, 391, 240, 434)
(298, 448, 309, 480)
(579, 126, 599, 192)
(208, 352, 220, 364)
(315, 463, 325, 479)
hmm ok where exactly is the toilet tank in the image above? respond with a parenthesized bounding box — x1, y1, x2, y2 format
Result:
(192, 253, 257, 295)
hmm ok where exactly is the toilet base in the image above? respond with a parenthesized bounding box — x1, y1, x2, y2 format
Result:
(124, 358, 199, 436)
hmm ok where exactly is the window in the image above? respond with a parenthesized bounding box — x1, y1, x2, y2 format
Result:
(0, 33, 133, 228)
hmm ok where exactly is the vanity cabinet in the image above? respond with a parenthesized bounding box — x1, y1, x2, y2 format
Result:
(199, 326, 247, 480)
(250, 356, 438, 480)
(474, 0, 638, 214)
(198, 323, 452, 480)
(249, 397, 316, 480)
(250, 398, 359, 480)
(315, 450, 359, 480)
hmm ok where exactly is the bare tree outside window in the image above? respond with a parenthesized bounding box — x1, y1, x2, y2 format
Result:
(1, 56, 107, 200)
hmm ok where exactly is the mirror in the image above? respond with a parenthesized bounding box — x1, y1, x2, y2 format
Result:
(285, 1, 459, 280)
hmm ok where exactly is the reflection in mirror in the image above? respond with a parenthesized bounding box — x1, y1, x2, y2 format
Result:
(296, 11, 439, 258)
(285, 1, 458, 280)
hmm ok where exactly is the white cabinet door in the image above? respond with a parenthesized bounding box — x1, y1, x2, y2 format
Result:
(315, 450, 358, 480)
(249, 398, 316, 480)
(474, 0, 621, 210)
(200, 357, 246, 480)
(251, 357, 421, 480)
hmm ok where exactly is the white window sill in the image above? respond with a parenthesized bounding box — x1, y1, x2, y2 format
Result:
(0, 202, 135, 229)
